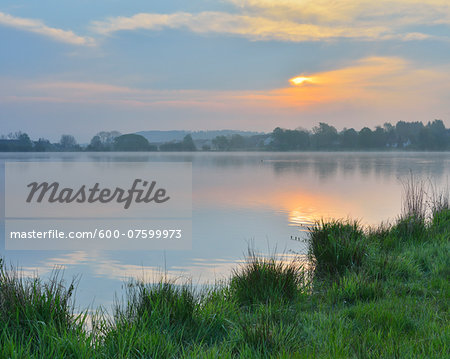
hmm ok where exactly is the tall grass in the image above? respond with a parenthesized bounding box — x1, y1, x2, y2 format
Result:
(400, 172, 427, 221)
(427, 180, 449, 215)
(0, 261, 78, 334)
(306, 219, 366, 276)
(229, 250, 305, 306)
(428, 181, 450, 231)
(0, 182, 448, 357)
(393, 174, 450, 242)
(117, 280, 196, 327)
(0, 260, 94, 357)
(328, 271, 383, 305)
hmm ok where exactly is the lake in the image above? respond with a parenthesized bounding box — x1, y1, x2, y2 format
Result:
(1, 152, 449, 310)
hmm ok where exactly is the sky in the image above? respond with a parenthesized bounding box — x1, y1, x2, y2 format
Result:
(0, 0, 449, 142)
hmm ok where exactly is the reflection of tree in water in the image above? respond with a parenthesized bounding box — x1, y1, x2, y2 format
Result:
(373, 156, 394, 178)
(339, 155, 357, 178)
(312, 156, 339, 180)
(357, 155, 374, 178)
(269, 159, 311, 176)
(68, 151, 450, 182)
(265, 153, 448, 183)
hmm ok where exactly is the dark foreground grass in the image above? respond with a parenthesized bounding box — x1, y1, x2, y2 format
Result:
(230, 250, 306, 306)
(0, 264, 95, 358)
(307, 219, 366, 276)
(1, 210, 449, 357)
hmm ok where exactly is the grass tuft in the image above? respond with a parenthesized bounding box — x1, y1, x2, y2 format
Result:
(230, 250, 304, 306)
(0, 262, 77, 335)
(428, 183, 449, 232)
(390, 215, 427, 242)
(328, 272, 383, 305)
(401, 172, 426, 221)
(427, 181, 449, 218)
(118, 280, 197, 327)
(0, 260, 93, 357)
(307, 219, 366, 276)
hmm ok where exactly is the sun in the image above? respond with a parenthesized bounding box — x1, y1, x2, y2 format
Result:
(289, 76, 313, 86)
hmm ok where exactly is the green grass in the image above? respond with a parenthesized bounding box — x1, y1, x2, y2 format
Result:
(229, 250, 306, 306)
(120, 280, 197, 326)
(0, 263, 95, 358)
(307, 219, 367, 276)
(1, 201, 449, 357)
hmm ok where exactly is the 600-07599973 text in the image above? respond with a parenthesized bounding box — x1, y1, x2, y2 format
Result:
(9, 229, 183, 240)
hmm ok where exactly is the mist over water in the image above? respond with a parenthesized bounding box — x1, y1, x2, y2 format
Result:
(1, 151, 448, 309)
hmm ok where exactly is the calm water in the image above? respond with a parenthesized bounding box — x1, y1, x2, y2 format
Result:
(1, 152, 449, 309)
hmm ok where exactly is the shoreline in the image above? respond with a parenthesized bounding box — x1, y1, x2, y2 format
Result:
(1, 199, 448, 358)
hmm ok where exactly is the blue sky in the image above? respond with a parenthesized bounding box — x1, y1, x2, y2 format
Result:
(0, 0, 449, 142)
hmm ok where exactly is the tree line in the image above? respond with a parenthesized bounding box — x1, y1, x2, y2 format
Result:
(0, 131, 195, 152)
(213, 120, 449, 151)
(0, 120, 448, 152)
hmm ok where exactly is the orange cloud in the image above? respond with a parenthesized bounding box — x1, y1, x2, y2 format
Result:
(229, 0, 450, 27)
(91, 0, 450, 43)
(91, 11, 396, 42)
(239, 57, 449, 110)
(1, 57, 449, 120)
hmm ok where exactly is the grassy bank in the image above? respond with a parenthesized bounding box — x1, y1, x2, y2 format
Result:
(1, 198, 449, 357)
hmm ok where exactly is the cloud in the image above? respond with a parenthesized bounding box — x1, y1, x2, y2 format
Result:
(90, 0, 450, 42)
(1, 57, 449, 138)
(15, 251, 302, 284)
(0, 12, 95, 46)
(240, 57, 450, 111)
(91, 11, 423, 42)
(228, 0, 450, 26)
(1, 1, 447, 46)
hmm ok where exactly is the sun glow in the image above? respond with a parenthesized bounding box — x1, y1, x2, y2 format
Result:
(289, 76, 313, 86)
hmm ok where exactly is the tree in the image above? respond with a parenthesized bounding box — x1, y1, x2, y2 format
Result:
(212, 136, 230, 151)
(159, 141, 181, 151)
(340, 128, 358, 149)
(34, 138, 54, 152)
(270, 127, 310, 150)
(181, 134, 197, 151)
(97, 131, 121, 149)
(426, 119, 447, 150)
(87, 135, 104, 151)
(358, 127, 374, 149)
(114, 134, 156, 151)
(86, 131, 121, 151)
(229, 134, 246, 150)
(373, 126, 387, 148)
(159, 134, 197, 151)
(293, 129, 310, 150)
(311, 123, 338, 149)
(383, 122, 397, 147)
(395, 121, 424, 148)
(16, 133, 33, 151)
(0, 131, 33, 151)
(59, 134, 80, 151)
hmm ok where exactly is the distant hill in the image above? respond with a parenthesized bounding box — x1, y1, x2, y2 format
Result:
(136, 130, 264, 143)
